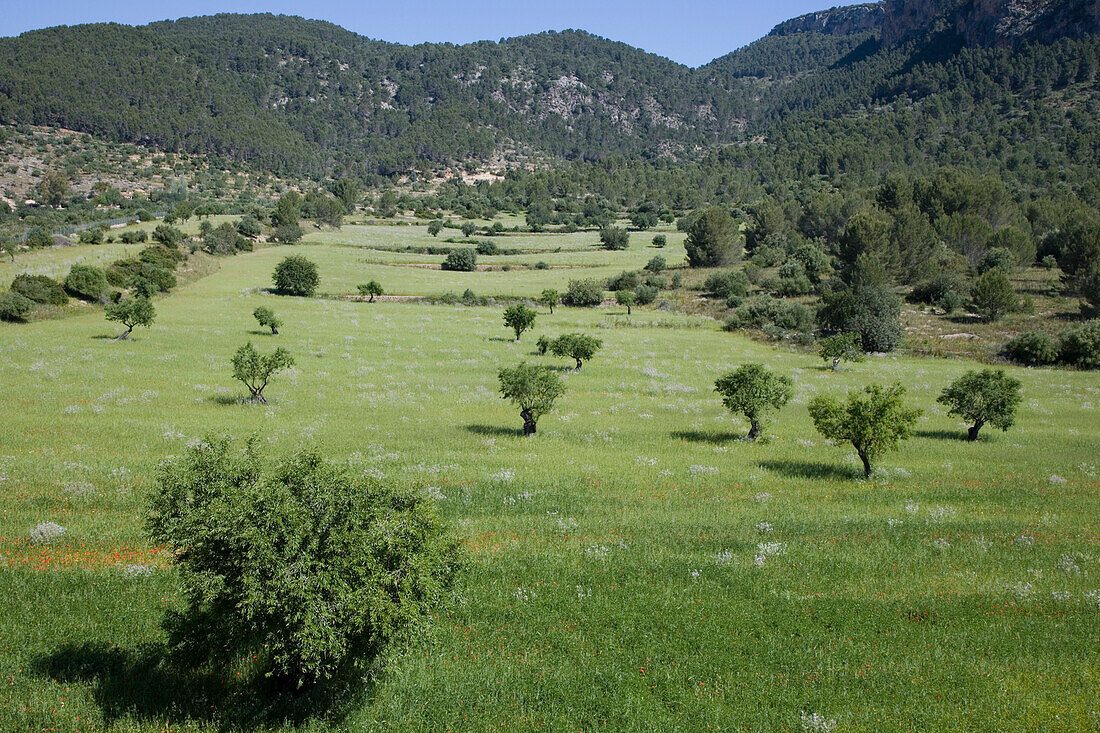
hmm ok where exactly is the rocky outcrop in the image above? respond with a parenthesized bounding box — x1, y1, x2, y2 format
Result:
(770, 3, 886, 36)
(882, 0, 1100, 46)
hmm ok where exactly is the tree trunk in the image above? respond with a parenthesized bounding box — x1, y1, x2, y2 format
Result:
(271, 326, 279, 335)
(249, 389, 267, 404)
(747, 421, 761, 441)
(369, 294, 375, 302)
(575, 358, 583, 371)
(114, 327, 132, 341)
(627, 305, 632, 315)
(832, 357, 841, 370)
(521, 409, 536, 436)
(967, 421, 983, 442)
(859, 451, 872, 478)
(549, 305, 554, 314)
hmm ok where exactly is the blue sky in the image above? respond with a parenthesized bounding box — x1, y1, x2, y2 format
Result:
(0, 1, 869, 67)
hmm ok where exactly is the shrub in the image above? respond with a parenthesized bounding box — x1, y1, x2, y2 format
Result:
(685, 206, 741, 267)
(503, 303, 537, 341)
(645, 256, 666, 273)
(727, 295, 813, 336)
(536, 335, 551, 355)
(910, 273, 969, 310)
(77, 227, 104, 244)
(1003, 332, 1059, 366)
(978, 246, 1016, 273)
(461, 222, 477, 238)
(119, 230, 148, 244)
(1058, 320, 1100, 369)
(427, 220, 444, 237)
(540, 289, 560, 314)
(704, 270, 749, 299)
(273, 256, 319, 296)
(971, 269, 1017, 321)
(563, 279, 604, 307)
(634, 284, 659, 305)
(11, 274, 68, 305)
(24, 227, 51, 249)
(938, 369, 1022, 441)
(236, 216, 262, 238)
(152, 225, 185, 247)
(599, 226, 629, 250)
(808, 383, 921, 478)
(652, 234, 667, 248)
(714, 364, 793, 440)
(534, 261, 549, 270)
(1041, 255, 1058, 270)
(105, 296, 155, 339)
(818, 285, 903, 352)
(64, 265, 109, 301)
(273, 223, 303, 244)
(606, 270, 640, 292)
(476, 240, 498, 256)
(442, 248, 477, 272)
(0, 291, 34, 321)
(147, 436, 460, 687)
(549, 333, 602, 370)
(498, 363, 566, 435)
(232, 342, 294, 402)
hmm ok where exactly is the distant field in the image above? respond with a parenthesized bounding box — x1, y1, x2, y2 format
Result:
(0, 235, 1098, 731)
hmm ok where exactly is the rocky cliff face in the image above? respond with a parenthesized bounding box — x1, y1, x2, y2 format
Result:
(770, 3, 885, 36)
(882, 0, 1100, 46)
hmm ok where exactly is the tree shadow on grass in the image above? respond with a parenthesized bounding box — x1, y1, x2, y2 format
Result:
(487, 336, 517, 343)
(34, 641, 365, 731)
(465, 423, 525, 438)
(671, 429, 743, 445)
(759, 460, 859, 481)
(915, 428, 968, 442)
(207, 394, 245, 406)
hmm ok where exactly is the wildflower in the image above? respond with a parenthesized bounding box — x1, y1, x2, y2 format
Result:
(690, 569, 701, 578)
(1050, 590, 1072, 601)
(933, 538, 951, 549)
(1049, 474, 1066, 484)
(123, 564, 153, 578)
(424, 485, 446, 501)
(30, 522, 65, 544)
(755, 522, 773, 534)
(887, 518, 902, 527)
(753, 492, 772, 503)
(800, 711, 837, 732)
(713, 549, 738, 566)
(1014, 534, 1035, 547)
(1056, 555, 1081, 573)
(905, 500, 919, 514)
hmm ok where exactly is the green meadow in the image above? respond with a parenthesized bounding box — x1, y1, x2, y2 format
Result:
(1, 225, 1098, 731)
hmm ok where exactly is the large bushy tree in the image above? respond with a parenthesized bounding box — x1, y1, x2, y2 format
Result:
(273, 255, 319, 296)
(105, 296, 155, 339)
(147, 436, 461, 688)
(685, 206, 741, 267)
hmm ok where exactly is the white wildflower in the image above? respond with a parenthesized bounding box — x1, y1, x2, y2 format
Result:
(30, 522, 65, 544)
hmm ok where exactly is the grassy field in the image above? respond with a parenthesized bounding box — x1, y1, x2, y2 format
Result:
(0, 230, 1098, 731)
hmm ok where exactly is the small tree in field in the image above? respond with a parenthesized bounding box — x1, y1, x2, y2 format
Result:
(105, 296, 155, 340)
(937, 369, 1022, 441)
(427, 220, 444, 237)
(498, 362, 566, 435)
(819, 332, 863, 370)
(970, 269, 1016, 322)
(147, 436, 461, 689)
(253, 306, 281, 334)
(502, 303, 537, 341)
(809, 383, 921, 478)
(615, 289, 636, 315)
(231, 342, 293, 403)
(273, 255, 319, 296)
(358, 281, 384, 302)
(713, 364, 793, 440)
(549, 333, 602, 370)
(541, 288, 560, 314)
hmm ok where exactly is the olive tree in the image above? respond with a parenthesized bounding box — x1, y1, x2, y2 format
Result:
(105, 296, 155, 339)
(231, 342, 293, 403)
(147, 436, 461, 689)
(252, 306, 281, 334)
(599, 226, 630, 251)
(549, 333, 602, 370)
(358, 281, 384, 302)
(713, 363, 793, 441)
(937, 369, 1022, 441)
(427, 220, 444, 237)
(498, 362, 566, 435)
(541, 288, 560, 314)
(819, 332, 864, 371)
(502, 303, 537, 341)
(808, 383, 921, 478)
